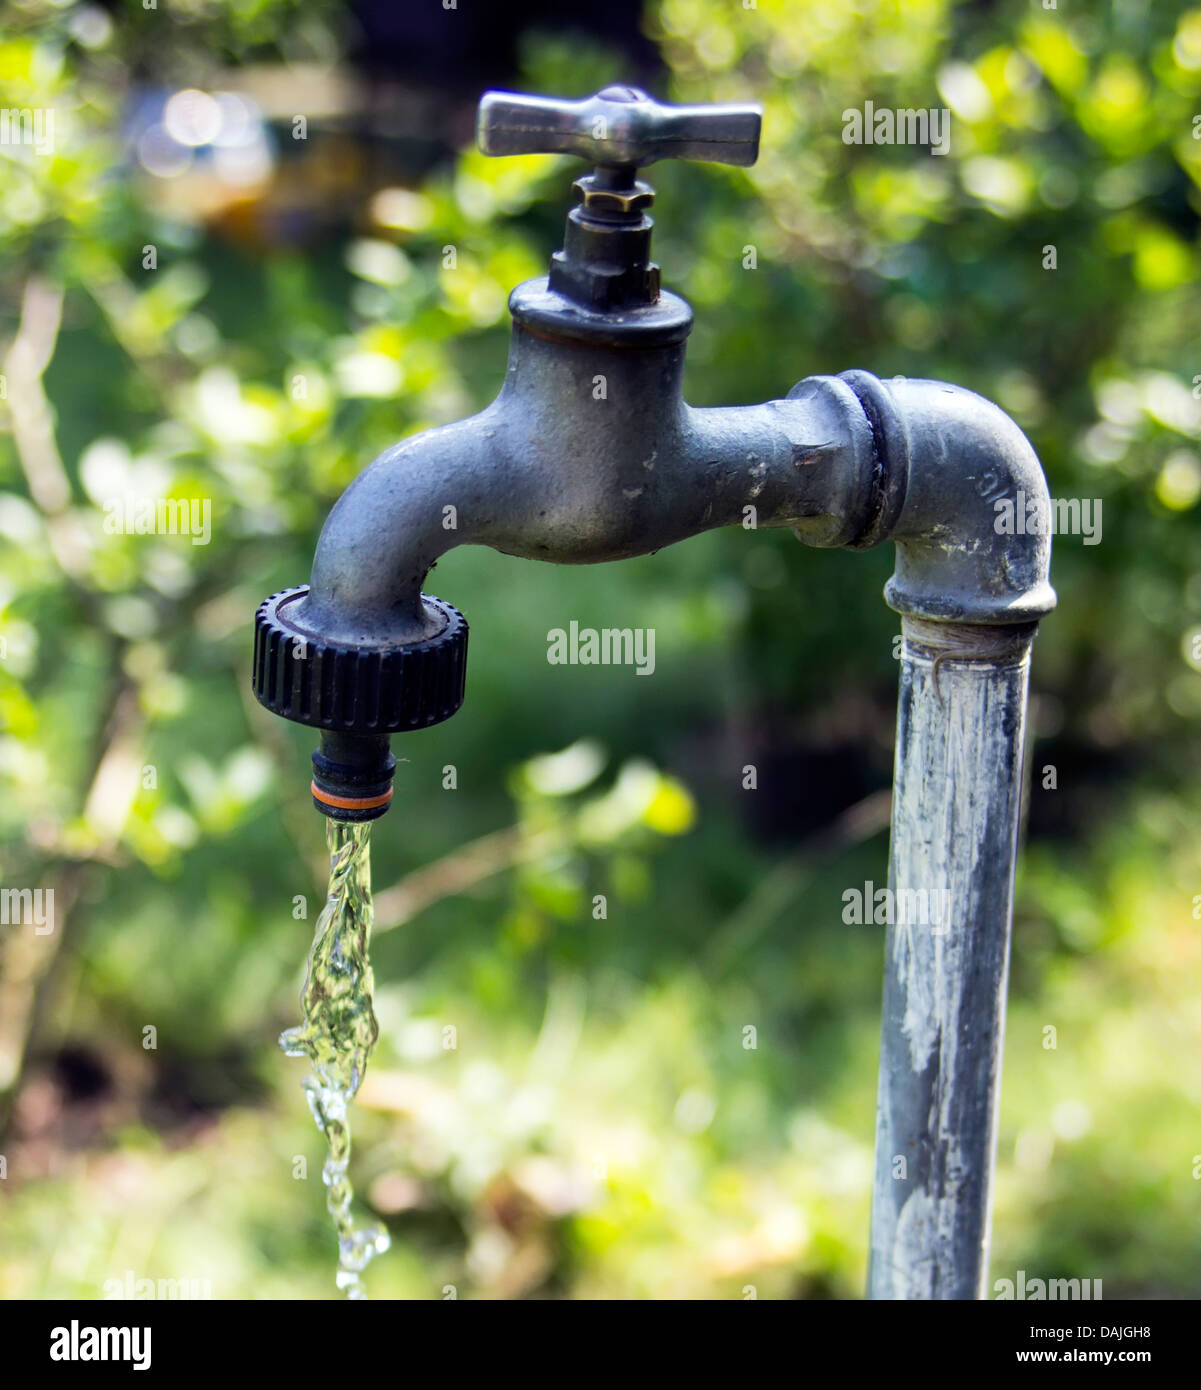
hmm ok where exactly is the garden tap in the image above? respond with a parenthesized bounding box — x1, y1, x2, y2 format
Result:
(252, 86, 1053, 822)
(251, 83, 1056, 1303)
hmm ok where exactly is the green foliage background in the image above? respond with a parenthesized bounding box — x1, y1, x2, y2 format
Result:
(1, 0, 1199, 1298)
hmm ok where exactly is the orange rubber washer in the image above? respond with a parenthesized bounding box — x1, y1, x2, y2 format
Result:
(310, 781, 394, 813)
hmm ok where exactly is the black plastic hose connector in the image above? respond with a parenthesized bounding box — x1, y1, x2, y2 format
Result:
(252, 585, 468, 820)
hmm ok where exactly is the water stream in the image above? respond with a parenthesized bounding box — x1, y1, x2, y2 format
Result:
(281, 820, 391, 1299)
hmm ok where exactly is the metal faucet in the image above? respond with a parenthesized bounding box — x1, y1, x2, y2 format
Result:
(252, 87, 1056, 1299)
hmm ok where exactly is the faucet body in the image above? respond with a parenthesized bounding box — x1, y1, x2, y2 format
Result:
(252, 86, 1056, 1299)
(299, 286, 881, 651)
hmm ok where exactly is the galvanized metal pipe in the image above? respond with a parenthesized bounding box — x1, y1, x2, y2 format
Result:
(837, 374, 1055, 1299)
(868, 616, 1037, 1299)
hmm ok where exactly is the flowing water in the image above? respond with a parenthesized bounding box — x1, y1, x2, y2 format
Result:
(281, 820, 391, 1299)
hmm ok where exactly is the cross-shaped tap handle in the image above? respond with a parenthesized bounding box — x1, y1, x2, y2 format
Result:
(477, 85, 762, 170)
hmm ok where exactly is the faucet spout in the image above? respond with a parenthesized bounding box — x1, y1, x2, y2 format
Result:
(302, 408, 504, 649)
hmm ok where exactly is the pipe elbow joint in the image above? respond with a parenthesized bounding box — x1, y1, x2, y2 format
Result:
(841, 372, 1057, 627)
